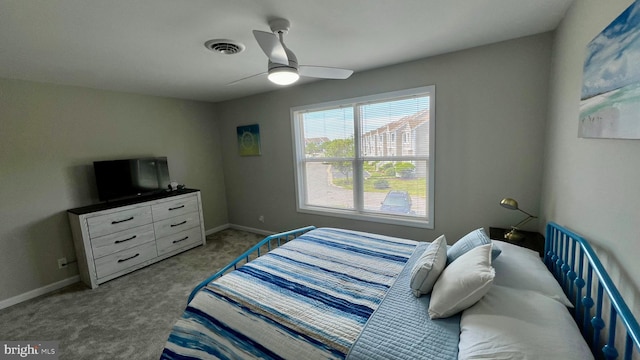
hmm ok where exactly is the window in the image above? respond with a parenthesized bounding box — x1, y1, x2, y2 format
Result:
(291, 86, 435, 228)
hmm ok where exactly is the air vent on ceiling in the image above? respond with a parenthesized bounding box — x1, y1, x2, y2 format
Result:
(204, 39, 246, 55)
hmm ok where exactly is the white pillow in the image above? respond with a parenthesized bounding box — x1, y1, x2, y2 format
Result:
(458, 285, 593, 360)
(492, 240, 573, 307)
(429, 243, 495, 319)
(409, 235, 447, 297)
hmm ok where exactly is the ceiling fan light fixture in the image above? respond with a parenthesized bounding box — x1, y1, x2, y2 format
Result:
(268, 67, 299, 85)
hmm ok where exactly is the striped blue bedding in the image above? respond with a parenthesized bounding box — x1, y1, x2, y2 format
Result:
(161, 228, 419, 359)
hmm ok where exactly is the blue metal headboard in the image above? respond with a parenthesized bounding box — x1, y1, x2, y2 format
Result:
(545, 222, 640, 360)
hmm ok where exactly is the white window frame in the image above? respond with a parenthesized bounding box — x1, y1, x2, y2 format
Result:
(291, 86, 435, 229)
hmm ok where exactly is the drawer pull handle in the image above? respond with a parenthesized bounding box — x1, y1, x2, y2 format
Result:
(172, 236, 189, 244)
(171, 220, 187, 227)
(168, 205, 185, 211)
(112, 217, 134, 225)
(115, 235, 137, 244)
(117, 253, 140, 263)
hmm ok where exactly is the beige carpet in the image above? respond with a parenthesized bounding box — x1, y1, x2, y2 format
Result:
(0, 228, 264, 360)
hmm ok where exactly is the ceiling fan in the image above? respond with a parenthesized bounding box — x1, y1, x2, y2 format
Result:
(228, 18, 354, 86)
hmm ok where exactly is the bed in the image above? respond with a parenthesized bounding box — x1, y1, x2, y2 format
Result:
(161, 223, 640, 360)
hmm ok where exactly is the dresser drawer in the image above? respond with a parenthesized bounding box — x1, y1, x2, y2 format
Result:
(90, 224, 155, 259)
(152, 196, 199, 222)
(156, 226, 203, 256)
(94, 241, 157, 279)
(153, 212, 200, 238)
(87, 206, 153, 238)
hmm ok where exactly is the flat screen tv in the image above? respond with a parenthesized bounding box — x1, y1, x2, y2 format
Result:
(94, 157, 171, 202)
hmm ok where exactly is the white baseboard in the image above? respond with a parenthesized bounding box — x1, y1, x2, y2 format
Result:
(205, 223, 272, 237)
(205, 223, 230, 236)
(0, 275, 80, 310)
(229, 224, 273, 236)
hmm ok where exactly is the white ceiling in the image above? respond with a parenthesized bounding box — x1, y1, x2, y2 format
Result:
(0, 0, 573, 103)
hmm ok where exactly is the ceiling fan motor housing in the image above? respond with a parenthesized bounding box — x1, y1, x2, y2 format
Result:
(269, 18, 291, 34)
(268, 46, 298, 72)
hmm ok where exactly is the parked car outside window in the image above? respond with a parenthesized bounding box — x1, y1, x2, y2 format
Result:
(380, 190, 412, 214)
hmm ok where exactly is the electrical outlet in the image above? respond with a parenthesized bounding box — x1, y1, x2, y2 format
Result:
(57, 257, 67, 269)
(258, 215, 265, 223)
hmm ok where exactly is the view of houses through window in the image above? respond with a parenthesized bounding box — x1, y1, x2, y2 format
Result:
(292, 86, 434, 227)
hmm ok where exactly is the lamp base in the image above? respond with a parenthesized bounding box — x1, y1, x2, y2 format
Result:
(504, 229, 525, 242)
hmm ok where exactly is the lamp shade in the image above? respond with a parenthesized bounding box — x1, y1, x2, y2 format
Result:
(268, 67, 300, 85)
(500, 198, 519, 210)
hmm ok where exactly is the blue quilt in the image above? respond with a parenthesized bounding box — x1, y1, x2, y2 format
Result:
(161, 228, 418, 359)
(347, 242, 460, 360)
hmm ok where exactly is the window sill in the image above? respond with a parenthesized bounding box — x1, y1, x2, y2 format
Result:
(297, 207, 433, 229)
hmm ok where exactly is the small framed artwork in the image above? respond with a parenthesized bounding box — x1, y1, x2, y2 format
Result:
(237, 124, 262, 156)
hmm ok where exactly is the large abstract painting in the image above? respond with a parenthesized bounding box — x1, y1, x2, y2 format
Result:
(580, 0, 640, 139)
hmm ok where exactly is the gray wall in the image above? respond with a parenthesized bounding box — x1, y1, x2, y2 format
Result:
(0, 78, 227, 302)
(217, 33, 552, 243)
(541, 0, 640, 313)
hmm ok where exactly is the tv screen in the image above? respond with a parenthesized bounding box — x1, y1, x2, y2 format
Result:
(94, 157, 170, 202)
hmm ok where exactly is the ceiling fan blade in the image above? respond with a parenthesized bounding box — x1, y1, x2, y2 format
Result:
(299, 65, 353, 79)
(252, 30, 288, 65)
(226, 72, 267, 86)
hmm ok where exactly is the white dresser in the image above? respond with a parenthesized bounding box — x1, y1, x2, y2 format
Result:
(68, 189, 206, 288)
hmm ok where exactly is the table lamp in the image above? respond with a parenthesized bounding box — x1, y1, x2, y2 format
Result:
(500, 197, 537, 241)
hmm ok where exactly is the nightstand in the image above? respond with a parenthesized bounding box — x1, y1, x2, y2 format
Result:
(489, 227, 545, 257)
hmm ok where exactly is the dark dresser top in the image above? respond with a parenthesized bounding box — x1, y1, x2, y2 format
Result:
(67, 188, 200, 215)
